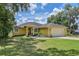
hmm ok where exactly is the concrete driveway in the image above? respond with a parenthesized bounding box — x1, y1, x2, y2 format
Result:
(31, 36, 79, 40)
(54, 37, 79, 40)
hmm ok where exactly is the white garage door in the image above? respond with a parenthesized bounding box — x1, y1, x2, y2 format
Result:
(51, 27, 65, 37)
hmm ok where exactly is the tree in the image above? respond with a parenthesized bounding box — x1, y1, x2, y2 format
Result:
(0, 3, 29, 41)
(64, 3, 78, 34)
(48, 11, 68, 26)
(47, 3, 78, 34)
(0, 5, 13, 40)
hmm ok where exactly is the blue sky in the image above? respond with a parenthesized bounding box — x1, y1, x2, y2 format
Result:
(15, 3, 79, 25)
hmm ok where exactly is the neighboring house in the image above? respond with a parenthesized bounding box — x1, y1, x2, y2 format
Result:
(13, 22, 67, 37)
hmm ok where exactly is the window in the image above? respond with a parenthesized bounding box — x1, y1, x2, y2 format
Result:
(34, 28, 38, 32)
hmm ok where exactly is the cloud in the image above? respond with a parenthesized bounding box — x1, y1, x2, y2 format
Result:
(34, 12, 49, 24)
(48, 8, 64, 17)
(18, 13, 22, 17)
(35, 16, 44, 23)
(44, 12, 49, 15)
(41, 3, 48, 9)
(35, 17, 42, 20)
(29, 3, 37, 15)
(16, 20, 22, 25)
(29, 3, 37, 11)
(53, 8, 63, 12)
(16, 16, 28, 25)
(41, 3, 48, 6)
(34, 16, 47, 24)
(35, 12, 49, 20)
(31, 10, 35, 15)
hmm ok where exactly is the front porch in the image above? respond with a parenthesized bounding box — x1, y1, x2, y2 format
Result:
(25, 26, 50, 37)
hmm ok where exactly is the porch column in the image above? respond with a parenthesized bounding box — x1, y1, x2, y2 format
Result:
(26, 27, 28, 36)
(48, 27, 50, 37)
(33, 27, 35, 36)
(37, 28, 39, 36)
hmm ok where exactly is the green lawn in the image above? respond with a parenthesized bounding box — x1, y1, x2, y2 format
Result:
(0, 37, 79, 56)
(36, 39, 79, 50)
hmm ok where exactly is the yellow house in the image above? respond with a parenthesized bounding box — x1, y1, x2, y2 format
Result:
(13, 22, 67, 37)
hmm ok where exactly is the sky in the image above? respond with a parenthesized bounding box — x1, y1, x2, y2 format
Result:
(15, 3, 79, 25)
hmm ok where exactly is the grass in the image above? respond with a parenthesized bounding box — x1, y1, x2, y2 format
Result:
(36, 38, 79, 50)
(0, 37, 79, 56)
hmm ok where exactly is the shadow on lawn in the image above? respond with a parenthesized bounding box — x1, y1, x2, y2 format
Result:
(0, 38, 79, 56)
(31, 48, 79, 56)
(0, 37, 47, 56)
(0, 37, 38, 56)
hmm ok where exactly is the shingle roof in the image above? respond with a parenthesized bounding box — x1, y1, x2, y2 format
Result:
(16, 22, 66, 28)
(17, 22, 42, 27)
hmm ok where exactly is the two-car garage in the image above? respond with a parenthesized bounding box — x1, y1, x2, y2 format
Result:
(51, 26, 67, 37)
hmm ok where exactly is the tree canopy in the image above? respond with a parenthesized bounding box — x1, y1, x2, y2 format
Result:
(0, 3, 29, 40)
(47, 3, 79, 34)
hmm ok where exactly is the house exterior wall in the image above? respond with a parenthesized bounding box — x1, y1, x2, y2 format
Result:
(39, 28, 48, 36)
(13, 25, 67, 37)
(13, 27, 26, 36)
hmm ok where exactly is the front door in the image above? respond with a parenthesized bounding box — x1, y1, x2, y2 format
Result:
(28, 27, 32, 36)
